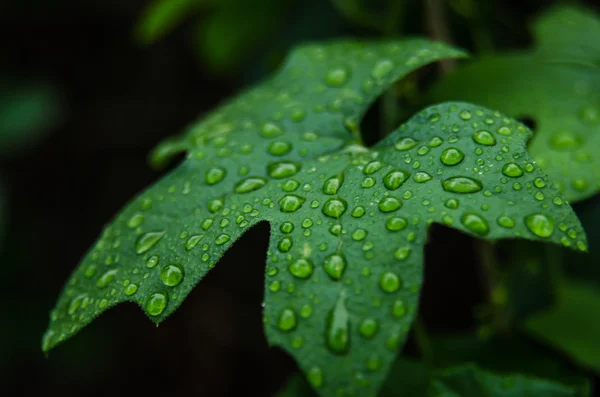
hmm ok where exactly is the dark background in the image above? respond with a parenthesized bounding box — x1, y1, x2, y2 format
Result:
(1, 0, 598, 396)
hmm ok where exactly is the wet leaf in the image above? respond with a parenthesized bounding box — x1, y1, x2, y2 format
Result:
(43, 40, 587, 397)
(429, 5, 600, 202)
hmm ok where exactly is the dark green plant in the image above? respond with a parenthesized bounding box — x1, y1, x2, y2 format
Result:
(43, 3, 600, 397)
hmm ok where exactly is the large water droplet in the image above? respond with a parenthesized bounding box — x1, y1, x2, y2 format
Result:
(160, 264, 184, 287)
(378, 197, 402, 213)
(323, 174, 344, 195)
(326, 294, 350, 355)
(278, 308, 297, 331)
(383, 170, 410, 190)
(461, 213, 489, 236)
(234, 177, 267, 194)
(280, 195, 305, 212)
(322, 198, 347, 218)
(440, 147, 465, 165)
(472, 130, 496, 146)
(502, 163, 524, 178)
(135, 231, 166, 254)
(289, 258, 314, 279)
(442, 176, 482, 194)
(324, 253, 346, 280)
(268, 161, 300, 179)
(205, 166, 226, 185)
(525, 213, 554, 238)
(146, 292, 168, 316)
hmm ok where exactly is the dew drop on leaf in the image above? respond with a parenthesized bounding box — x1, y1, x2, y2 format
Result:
(146, 255, 159, 268)
(280, 221, 294, 234)
(307, 367, 324, 388)
(322, 198, 348, 218)
(525, 213, 555, 238)
(127, 213, 144, 228)
(280, 195, 305, 212)
(442, 176, 483, 194)
(289, 258, 314, 279)
(392, 300, 406, 317)
(268, 141, 293, 156)
(383, 170, 410, 190)
(440, 147, 465, 165)
(324, 253, 346, 280)
(413, 172, 432, 183)
(278, 308, 297, 332)
(160, 264, 184, 287)
(460, 213, 490, 236)
(378, 197, 402, 213)
(502, 163, 524, 178)
(371, 59, 394, 79)
(145, 292, 168, 316)
(326, 294, 350, 355)
(496, 215, 516, 229)
(358, 318, 378, 339)
(205, 166, 226, 185)
(323, 174, 344, 195)
(268, 161, 300, 179)
(234, 177, 267, 194)
(379, 272, 402, 293)
(386, 217, 408, 231)
(324, 66, 350, 87)
(96, 269, 117, 289)
(395, 137, 418, 151)
(472, 130, 496, 146)
(135, 231, 166, 255)
(124, 284, 138, 296)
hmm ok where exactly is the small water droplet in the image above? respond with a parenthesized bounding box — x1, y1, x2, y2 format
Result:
(205, 167, 226, 185)
(371, 59, 394, 79)
(364, 161, 383, 175)
(234, 177, 267, 194)
(135, 231, 166, 254)
(278, 308, 297, 331)
(395, 137, 418, 151)
(378, 197, 402, 213)
(215, 234, 231, 245)
(260, 122, 284, 138)
(392, 300, 406, 317)
(325, 66, 350, 87)
(326, 294, 350, 355)
(124, 283, 138, 296)
(280, 222, 294, 233)
(502, 163, 524, 178)
(393, 246, 411, 261)
(379, 272, 401, 292)
(268, 161, 300, 179)
(268, 141, 292, 156)
(323, 174, 344, 195)
(386, 217, 407, 231)
(280, 195, 305, 212)
(307, 367, 323, 388)
(359, 318, 378, 339)
(383, 170, 410, 190)
(127, 213, 144, 228)
(146, 255, 159, 268)
(185, 235, 203, 251)
(496, 215, 515, 228)
(413, 172, 432, 183)
(97, 269, 118, 289)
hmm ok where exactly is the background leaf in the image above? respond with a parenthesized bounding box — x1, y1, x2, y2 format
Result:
(428, 5, 600, 202)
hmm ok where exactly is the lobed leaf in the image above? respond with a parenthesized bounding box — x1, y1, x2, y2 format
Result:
(43, 39, 586, 397)
(429, 5, 600, 202)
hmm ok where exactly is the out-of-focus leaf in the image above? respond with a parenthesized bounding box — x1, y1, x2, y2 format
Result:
(134, 0, 217, 44)
(525, 278, 600, 373)
(564, 195, 600, 286)
(195, 0, 290, 74)
(0, 81, 62, 154)
(429, 5, 600, 202)
(429, 364, 589, 397)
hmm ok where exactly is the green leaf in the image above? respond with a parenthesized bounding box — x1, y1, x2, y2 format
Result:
(429, 5, 600, 202)
(429, 365, 589, 397)
(525, 278, 600, 373)
(43, 39, 587, 397)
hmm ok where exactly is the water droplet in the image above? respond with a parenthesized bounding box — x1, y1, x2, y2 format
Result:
(371, 59, 394, 79)
(359, 318, 378, 339)
(234, 177, 267, 194)
(135, 231, 165, 254)
(268, 161, 300, 179)
(278, 237, 293, 252)
(378, 197, 402, 212)
(260, 122, 284, 138)
(379, 272, 401, 292)
(460, 110, 472, 120)
(364, 161, 383, 175)
(307, 367, 323, 388)
(362, 177, 375, 188)
(207, 198, 224, 213)
(289, 258, 314, 279)
(322, 198, 347, 218)
(525, 213, 554, 238)
(323, 174, 344, 195)
(278, 308, 297, 331)
(550, 130, 581, 150)
(205, 167, 226, 185)
(326, 294, 350, 355)
(127, 213, 144, 228)
(268, 141, 292, 156)
(413, 172, 432, 183)
(280, 222, 294, 233)
(386, 217, 407, 231)
(502, 163, 524, 178)
(325, 66, 350, 87)
(461, 213, 489, 236)
(160, 264, 184, 287)
(324, 253, 346, 280)
(145, 292, 168, 316)
(146, 255, 159, 268)
(392, 300, 406, 317)
(351, 206, 366, 218)
(442, 176, 483, 194)
(395, 137, 418, 151)
(534, 177, 546, 188)
(383, 170, 410, 190)
(215, 234, 231, 245)
(352, 229, 367, 241)
(185, 235, 203, 251)
(440, 147, 465, 165)
(124, 284, 138, 296)
(97, 269, 118, 289)
(393, 246, 411, 260)
(472, 130, 496, 146)
(497, 215, 515, 228)
(280, 195, 305, 212)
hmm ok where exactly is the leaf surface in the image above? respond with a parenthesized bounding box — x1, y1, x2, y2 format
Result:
(43, 40, 586, 397)
(429, 5, 600, 202)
